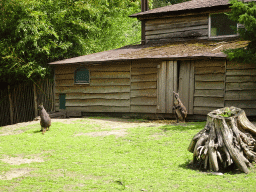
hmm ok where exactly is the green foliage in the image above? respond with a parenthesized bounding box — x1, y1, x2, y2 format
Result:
(0, 0, 141, 84)
(220, 107, 232, 118)
(224, 0, 256, 63)
(152, 0, 191, 9)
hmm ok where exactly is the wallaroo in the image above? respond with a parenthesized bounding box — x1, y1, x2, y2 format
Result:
(38, 104, 51, 134)
(173, 91, 187, 123)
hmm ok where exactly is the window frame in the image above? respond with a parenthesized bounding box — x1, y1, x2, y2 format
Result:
(208, 12, 239, 39)
(74, 67, 90, 85)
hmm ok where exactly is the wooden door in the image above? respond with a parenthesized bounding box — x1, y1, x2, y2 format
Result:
(157, 60, 194, 114)
(179, 60, 194, 114)
(157, 61, 178, 113)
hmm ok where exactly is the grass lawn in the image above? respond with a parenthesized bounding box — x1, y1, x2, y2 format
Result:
(0, 117, 255, 191)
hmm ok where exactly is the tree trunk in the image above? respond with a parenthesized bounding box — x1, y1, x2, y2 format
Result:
(188, 107, 256, 174)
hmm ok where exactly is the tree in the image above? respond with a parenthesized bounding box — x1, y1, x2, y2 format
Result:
(224, 0, 256, 63)
(0, 0, 141, 84)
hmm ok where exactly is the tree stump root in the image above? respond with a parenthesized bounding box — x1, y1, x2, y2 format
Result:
(188, 106, 256, 174)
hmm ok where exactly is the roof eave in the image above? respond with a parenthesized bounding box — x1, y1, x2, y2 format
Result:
(129, 4, 230, 19)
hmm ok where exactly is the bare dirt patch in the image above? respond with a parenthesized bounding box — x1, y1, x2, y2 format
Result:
(0, 117, 169, 137)
(1, 155, 44, 165)
(0, 168, 33, 180)
(75, 129, 127, 137)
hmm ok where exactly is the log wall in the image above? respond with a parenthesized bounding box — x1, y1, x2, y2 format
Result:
(145, 14, 209, 43)
(130, 60, 158, 113)
(54, 59, 256, 117)
(193, 59, 226, 114)
(225, 61, 256, 116)
(55, 62, 131, 112)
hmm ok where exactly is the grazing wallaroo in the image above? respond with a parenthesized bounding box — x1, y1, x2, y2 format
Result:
(173, 91, 187, 123)
(38, 104, 51, 134)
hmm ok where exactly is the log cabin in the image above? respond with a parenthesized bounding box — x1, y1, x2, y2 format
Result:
(49, 0, 256, 119)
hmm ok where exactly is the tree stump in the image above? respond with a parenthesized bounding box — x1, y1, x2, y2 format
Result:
(188, 107, 256, 174)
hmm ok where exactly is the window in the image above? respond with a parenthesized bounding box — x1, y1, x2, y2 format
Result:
(75, 68, 90, 84)
(209, 13, 238, 37)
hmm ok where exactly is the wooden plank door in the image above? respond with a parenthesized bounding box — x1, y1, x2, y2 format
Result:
(179, 60, 194, 114)
(157, 61, 178, 113)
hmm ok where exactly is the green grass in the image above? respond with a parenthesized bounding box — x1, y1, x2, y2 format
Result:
(0, 118, 256, 191)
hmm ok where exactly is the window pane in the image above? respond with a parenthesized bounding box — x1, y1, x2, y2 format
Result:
(75, 68, 89, 83)
(211, 13, 237, 36)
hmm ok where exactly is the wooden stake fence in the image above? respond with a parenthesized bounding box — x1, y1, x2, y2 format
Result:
(0, 78, 54, 127)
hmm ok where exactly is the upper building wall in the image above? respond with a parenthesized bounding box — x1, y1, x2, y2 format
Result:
(145, 13, 209, 43)
(131, 0, 256, 44)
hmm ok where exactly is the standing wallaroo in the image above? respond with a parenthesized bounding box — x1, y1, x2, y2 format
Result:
(173, 91, 187, 123)
(38, 104, 51, 134)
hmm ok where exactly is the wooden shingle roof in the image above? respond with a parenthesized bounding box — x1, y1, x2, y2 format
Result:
(130, 0, 255, 18)
(49, 39, 248, 65)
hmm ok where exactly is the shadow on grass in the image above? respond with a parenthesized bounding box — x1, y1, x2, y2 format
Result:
(179, 159, 245, 175)
(160, 122, 206, 132)
(33, 130, 42, 134)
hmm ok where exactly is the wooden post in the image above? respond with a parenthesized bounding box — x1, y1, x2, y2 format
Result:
(8, 85, 14, 124)
(141, 0, 148, 45)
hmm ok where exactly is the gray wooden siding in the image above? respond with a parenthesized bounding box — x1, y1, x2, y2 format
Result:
(130, 60, 158, 113)
(193, 60, 225, 114)
(145, 14, 208, 43)
(55, 62, 131, 112)
(225, 61, 256, 116)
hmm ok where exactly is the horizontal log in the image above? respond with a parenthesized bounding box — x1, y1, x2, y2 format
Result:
(57, 92, 130, 100)
(146, 19, 208, 32)
(226, 69, 256, 76)
(91, 72, 130, 79)
(131, 61, 158, 69)
(131, 89, 157, 98)
(194, 89, 224, 97)
(226, 76, 256, 83)
(90, 79, 130, 86)
(131, 81, 157, 90)
(193, 107, 221, 115)
(56, 85, 130, 94)
(146, 14, 208, 25)
(131, 68, 157, 75)
(146, 25, 208, 36)
(225, 100, 256, 109)
(146, 28, 208, 40)
(226, 61, 256, 70)
(55, 74, 74, 80)
(225, 90, 256, 100)
(194, 97, 224, 107)
(55, 66, 77, 75)
(64, 99, 130, 107)
(63, 106, 130, 113)
(194, 66, 225, 74)
(194, 60, 225, 68)
(131, 74, 157, 82)
(130, 105, 157, 113)
(131, 97, 157, 106)
(56, 79, 74, 87)
(226, 82, 256, 91)
(195, 81, 224, 90)
(89, 64, 130, 72)
(195, 74, 225, 82)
